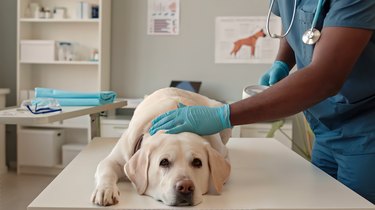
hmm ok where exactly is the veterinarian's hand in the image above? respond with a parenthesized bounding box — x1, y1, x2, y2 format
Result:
(259, 60, 290, 86)
(149, 103, 231, 136)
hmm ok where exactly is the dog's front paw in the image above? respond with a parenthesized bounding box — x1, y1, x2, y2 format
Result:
(91, 184, 120, 206)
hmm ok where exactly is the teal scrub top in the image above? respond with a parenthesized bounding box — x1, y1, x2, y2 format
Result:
(272, 0, 375, 154)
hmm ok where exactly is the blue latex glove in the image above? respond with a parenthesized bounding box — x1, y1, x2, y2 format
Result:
(149, 103, 231, 136)
(259, 61, 290, 86)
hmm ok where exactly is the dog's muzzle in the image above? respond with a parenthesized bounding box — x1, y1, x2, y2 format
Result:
(174, 179, 195, 206)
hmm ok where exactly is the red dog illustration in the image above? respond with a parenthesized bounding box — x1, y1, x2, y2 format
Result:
(230, 29, 266, 57)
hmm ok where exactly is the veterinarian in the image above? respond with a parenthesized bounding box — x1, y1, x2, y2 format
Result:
(150, 0, 375, 204)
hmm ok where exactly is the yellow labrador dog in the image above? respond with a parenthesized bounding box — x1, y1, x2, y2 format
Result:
(91, 88, 231, 206)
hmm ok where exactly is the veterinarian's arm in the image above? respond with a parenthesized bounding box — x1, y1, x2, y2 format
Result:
(259, 37, 296, 86)
(150, 28, 371, 135)
(275, 37, 296, 69)
(231, 27, 372, 125)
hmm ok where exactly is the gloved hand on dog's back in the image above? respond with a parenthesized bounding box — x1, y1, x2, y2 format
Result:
(149, 103, 232, 136)
(259, 60, 290, 86)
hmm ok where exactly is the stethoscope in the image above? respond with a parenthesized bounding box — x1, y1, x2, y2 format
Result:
(266, 0, 324, 45)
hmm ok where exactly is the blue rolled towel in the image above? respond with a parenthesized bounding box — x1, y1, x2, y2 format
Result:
(34, 87, 117, 106)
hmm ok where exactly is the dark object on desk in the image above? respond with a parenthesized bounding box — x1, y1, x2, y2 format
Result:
(170, 80, 202, 93)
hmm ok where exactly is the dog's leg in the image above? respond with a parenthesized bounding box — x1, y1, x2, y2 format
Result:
(230, 40, 242, 56)
(91, 146, 126, 206)
(250, 45, 255, 57)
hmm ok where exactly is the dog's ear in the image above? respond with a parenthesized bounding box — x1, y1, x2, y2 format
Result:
(205, 145, 231, 194)
(124, 148, 150, 194)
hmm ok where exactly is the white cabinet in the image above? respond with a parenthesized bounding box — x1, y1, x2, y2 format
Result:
(16, 0, 111, 174)
(18, 128, 65, 167)
(100, 98, 143, 138)
(100, 115, 132, 138)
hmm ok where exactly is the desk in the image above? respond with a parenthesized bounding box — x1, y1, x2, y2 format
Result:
(0, 100, 127, 174)
(28, 138, 374, 210)
(0, 101, 126, 126)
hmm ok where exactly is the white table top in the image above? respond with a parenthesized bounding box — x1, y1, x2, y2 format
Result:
(0, 100, 127, 125)
(28, 138, 375, 210)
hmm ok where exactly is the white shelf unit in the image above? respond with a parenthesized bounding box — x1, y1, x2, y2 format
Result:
(20, 18, 100, 23)
(16, 0, 111, 175)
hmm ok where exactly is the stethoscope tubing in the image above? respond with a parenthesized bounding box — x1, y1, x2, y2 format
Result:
(266, 0, 324, 44)
(311, 0, 324, 31)
(266, 0, 297, 39)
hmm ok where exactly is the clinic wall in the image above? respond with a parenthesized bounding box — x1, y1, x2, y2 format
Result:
(0, 0, 17, 106)
(111, 0, 271, 101)
(0, 0, 17, 168)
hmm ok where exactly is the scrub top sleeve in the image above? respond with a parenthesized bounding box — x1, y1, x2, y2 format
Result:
(271, 0, 280, 16)
(323, 0, 375, 30)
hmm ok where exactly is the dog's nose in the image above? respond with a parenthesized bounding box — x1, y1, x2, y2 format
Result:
(175, 179, 195, 194)
(175, 179, 195, 206)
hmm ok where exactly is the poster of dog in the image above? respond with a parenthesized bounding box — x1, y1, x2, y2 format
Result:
(215, 16, 281, 64)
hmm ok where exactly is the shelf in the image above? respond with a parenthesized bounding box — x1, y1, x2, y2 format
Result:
(16, 0, 112, 174)
(20, 18, 100, 23)
(20, 61, 99, 65)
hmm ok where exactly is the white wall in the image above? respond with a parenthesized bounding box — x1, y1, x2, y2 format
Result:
(110, 0, 271, 101)
(0, 0, 17, 106)
(0, 0, 17, 168)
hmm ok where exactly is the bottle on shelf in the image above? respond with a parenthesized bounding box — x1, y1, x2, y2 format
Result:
(91, 49, 99, 62)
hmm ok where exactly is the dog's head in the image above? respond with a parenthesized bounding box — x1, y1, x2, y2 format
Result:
(257, 28, 266, 38)
(124, 132, 230, 206)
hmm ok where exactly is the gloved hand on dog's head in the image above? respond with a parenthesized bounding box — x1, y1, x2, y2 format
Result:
(149, 103, 231, 136)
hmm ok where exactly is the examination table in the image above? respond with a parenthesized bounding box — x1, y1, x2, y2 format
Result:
(28, 137, 375, 210)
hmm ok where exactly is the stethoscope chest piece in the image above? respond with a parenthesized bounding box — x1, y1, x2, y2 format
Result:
(302, 28, 321, 45)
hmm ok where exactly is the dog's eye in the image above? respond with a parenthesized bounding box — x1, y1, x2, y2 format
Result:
(192, 158, 202, 168)
(159, 158, 170, 168)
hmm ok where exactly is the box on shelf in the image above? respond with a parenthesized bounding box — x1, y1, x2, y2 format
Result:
(20, 40, 55, 62)
(76, 2, 92, 19)
(18, 128, 65, 167)
(62, 143, 86, 166)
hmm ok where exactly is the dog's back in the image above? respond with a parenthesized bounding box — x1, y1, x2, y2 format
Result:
(121, 87, 231, 161)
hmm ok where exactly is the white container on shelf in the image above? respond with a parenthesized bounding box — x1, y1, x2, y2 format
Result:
(20, 40, 55, 62)
(18, 128, 65, 167)
(62, 143, 86, 166)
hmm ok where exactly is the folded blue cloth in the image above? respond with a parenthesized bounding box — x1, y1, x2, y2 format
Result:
(35, 87, 117, 106)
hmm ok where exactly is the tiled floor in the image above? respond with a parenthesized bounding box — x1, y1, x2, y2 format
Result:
(0, 170, 55, 210)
